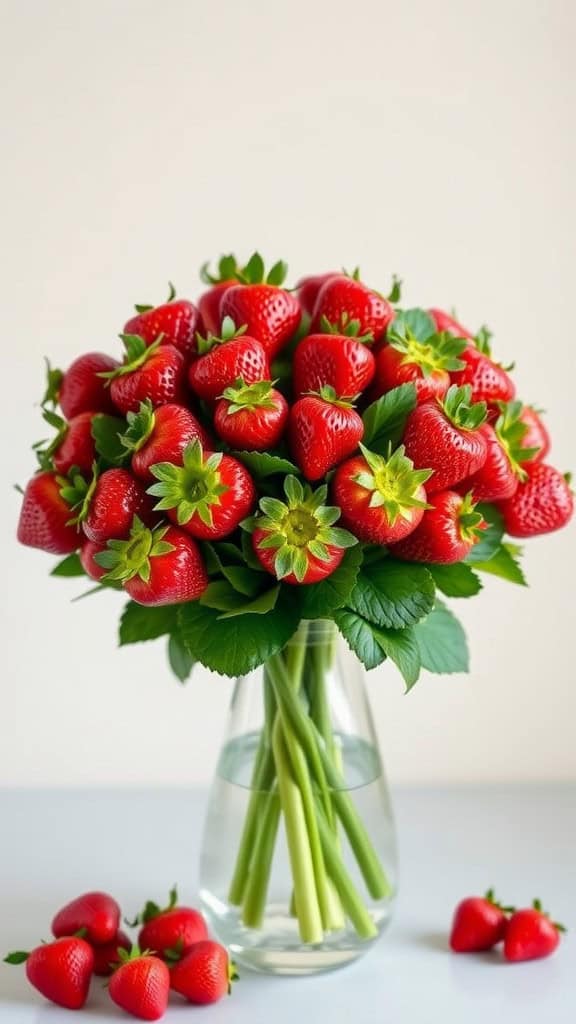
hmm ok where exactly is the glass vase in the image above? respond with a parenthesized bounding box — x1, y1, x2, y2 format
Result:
(199, 619, 398, 975)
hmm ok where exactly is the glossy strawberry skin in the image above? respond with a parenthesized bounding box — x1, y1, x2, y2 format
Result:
(170, 941, 232, 1005)
(25, 937, 94, 1010)
(197, 281, 236, 337)
(451, 346, 515, 404)
(458, 423, 518, 503)
(296, 272, 338, 316)
(289, 397, 364, 482)
(497, 462, 573, 537)
(214, 389, 288, 451)
(166, 455, 256, 540)
(109, 955, 170, 1021)
(504, 909, 560, 962)
(52, 891, 121, 946)
(332, 456, 426, 545)
(293, 334, 375, 398)
(450, 897, 507, 953)
(519, 407, 550, 463)
(311, 276, 394, 342)
(253, 527, 344, 584)
(189, 337, 270, 404)
(390, 491, 482, 564)
(125, 527, 208, 606)
(17, 473, 79, 554)
(110, 344, 187, 414)
(403, 402, 488, 493)
(92, 931, 132, 977)
(124, 299, 200, 359)
(138, 907, 208, 960)
(59, 352, 119, 419)
(131, 405, 211, 483)
(372, 345, 449, 404)
(83, 469, 154, 544)
(428, 308, 474, 339)
(80, 540, 108, 580)
(52, 411, 97, 476)
(220, 284, 301, 358)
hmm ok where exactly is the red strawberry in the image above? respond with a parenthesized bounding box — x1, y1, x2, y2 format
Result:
(250, 475, 357, 584)
(198, 254, 243, 336)
(504, 900, 565, 963)
(189, 319, 270, 403)
(131, 887, 208, 960)
(105, 336, 187, 415)
(80, 539, 108, 580)
(332, 445, 431, 545)
(459, 401, 538, 503)
(121, 401, 210, 483)
(123, 283, 201, 359)
(56, 352, 119, 419)
(518, 406, 550, 463)
(170, 941, 237, 1005)
(403, 385, 488, 493)
(52, 890, 121, 945)
(83, 468, 154, 544)
(296, 272, 339, 316)
(96, 519, 208, 606)
(17, 472, 79, 554)
(498, 462, 573, 537)
(450, 890, 512, 953)
(428, 308, 474, 340)
(293, 329, 375, 398)
(371, 309, 467, 404)
(5, 937, 94, 1010)
(220, 253, 301, 358)
(451, 345, 515, 404)
(148, 440, 256, 541)
(311, 274, 394, 342)
(50, 411, 97, 476)
(391, 491, 485, 564)
(214, 379, 288, 451)
(289, 388, 364, 482)
(108, 948, 170, 1021)
(92, 930, 132, 976)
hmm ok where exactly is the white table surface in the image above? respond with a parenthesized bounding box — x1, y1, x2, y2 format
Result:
(0, 786, 574, 1022)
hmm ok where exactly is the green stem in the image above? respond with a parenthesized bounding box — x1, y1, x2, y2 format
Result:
(241, 787, 281, 928)
(316, 800, 378, 940)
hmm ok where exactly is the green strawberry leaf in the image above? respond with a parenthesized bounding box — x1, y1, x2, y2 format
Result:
(232, 451, 299, 478)
(218, 585, 280, 619)
(167, 633, 195, 683)
(92, 414, 128, 466)
(349, 560, 435, 629)
(200, 581, 247, 612)
(203, 542, 265, 596)
(50, 553, 85, 577)
(388, 308, 436, 343)
(465, 503, 504, 563)
(414, 600, 469, 674)
(119, 602, 179, 645)
(178, 590, 301, 676)
(428, 563, 482, 597)
(375, 624, 421, 690)
(362, 383, 417, 452)
(298, 545, 363, 619)
(473, 543, 527, 586)
(334, 609, 388, 671)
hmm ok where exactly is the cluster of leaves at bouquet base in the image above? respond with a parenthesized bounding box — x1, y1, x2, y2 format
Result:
(17, 254, 573, 688)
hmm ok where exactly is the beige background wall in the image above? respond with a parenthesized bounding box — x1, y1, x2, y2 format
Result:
(1, 0, 575, 787)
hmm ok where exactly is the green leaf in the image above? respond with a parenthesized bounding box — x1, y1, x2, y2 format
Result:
(428, 563, 482, 598)
(221, 565, 265, 597)
(375, 625, 421, 690)
(200, 581, 245, 612)
(362, 384, 417, 452)
(298, 545, 363, 619)
(92, 414, 128, 466)
(203, 542, 265, 596)
(389, 308, 436, 343)
(178, 590, 301, 676)
(50, 553, 85, 577)
(232, 451, 299, 478)
(167, 634, 195, 683)
(473, 543, 527, 586)
(119, 602, 179, 645)
(465, 503, 504, 563)
(218, 585, 280, 619)
(414, 601, 469, 674)
(349, 560, 435, 629)
(334, 610, 388, 671)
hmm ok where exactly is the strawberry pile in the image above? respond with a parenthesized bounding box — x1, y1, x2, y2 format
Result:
(17, 254, 573, 684)
(450, 890, 565, 963)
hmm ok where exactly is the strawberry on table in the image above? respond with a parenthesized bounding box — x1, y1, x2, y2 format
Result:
(170, 940, 237, 1005)
(248, 475, 357, 584)
(92, 930, 132, 976)
(293, 325, 376, 398)
(214, 379, 288, 451)
(289, 387, 364, 482)
(332, 445, 432, 545)
(198, 254, 243, 336)
(450, 889, 513, 953)
(188, 317, 270, 403)
(428, 307, 474, 340)
(52, 890, 121, 945)
(497, 462, 573, 537)
(121, 401, 210, 483)
(451, 344, 515, 405)
(5, 937, 94, 1010)
(82, 467, 154, 544)
(50, 352, 119, 419)
(311, 272, 394, 342)
(123, 282, 201, 359)
(518, 405, 550, 463)
(371, 308, 467, 404)
(108, 947, 170, 1021)
(17, 472, 79, 554)
(103, 336, 187, 414)
(504, 900, 565, 963)
(220, 252, 301, 358)
(147, 440, 256, 540)
(390, 490, 485, 564)
(403, 384, 488, 492)
(130, 886, 208, 960)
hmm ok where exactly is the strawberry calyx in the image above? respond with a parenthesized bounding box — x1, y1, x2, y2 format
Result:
(195, 316, 247, 356)
(531, 899, 567, 933)
(319, 314, 374, 343)
(244, 475, 356, 582)
(98, 335, 165, 382)
(494, 401, 540, 478)
(440, 384, 487, 431)
(120, 400, 157, 454)
(33, 409, 69, 470)
(457, 492, 486, 544)
(484, 888, 516, 914)
(474, 325, 493, 356)
(235, 251, 288, 287)
(219, 378, 278, 414)
(133, 281, 177, 314)
(94, 516, 175, 583)
(41, 358, 64, 408)
(228, 956, 239, 992)
(306, 385, 359, 409)
(147, 440, 229, 528)
(387, 274, 403, 304)
(388, 308, 467, 376)
(113, 945, 155, 970)
(200, 254, 242, 286)
(126, 886, 178, 929)
(57, 464, 97, 525)
(354, 444, 432, 524)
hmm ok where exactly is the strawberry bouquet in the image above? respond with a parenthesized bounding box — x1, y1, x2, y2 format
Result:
(17, 254, 573, 959)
